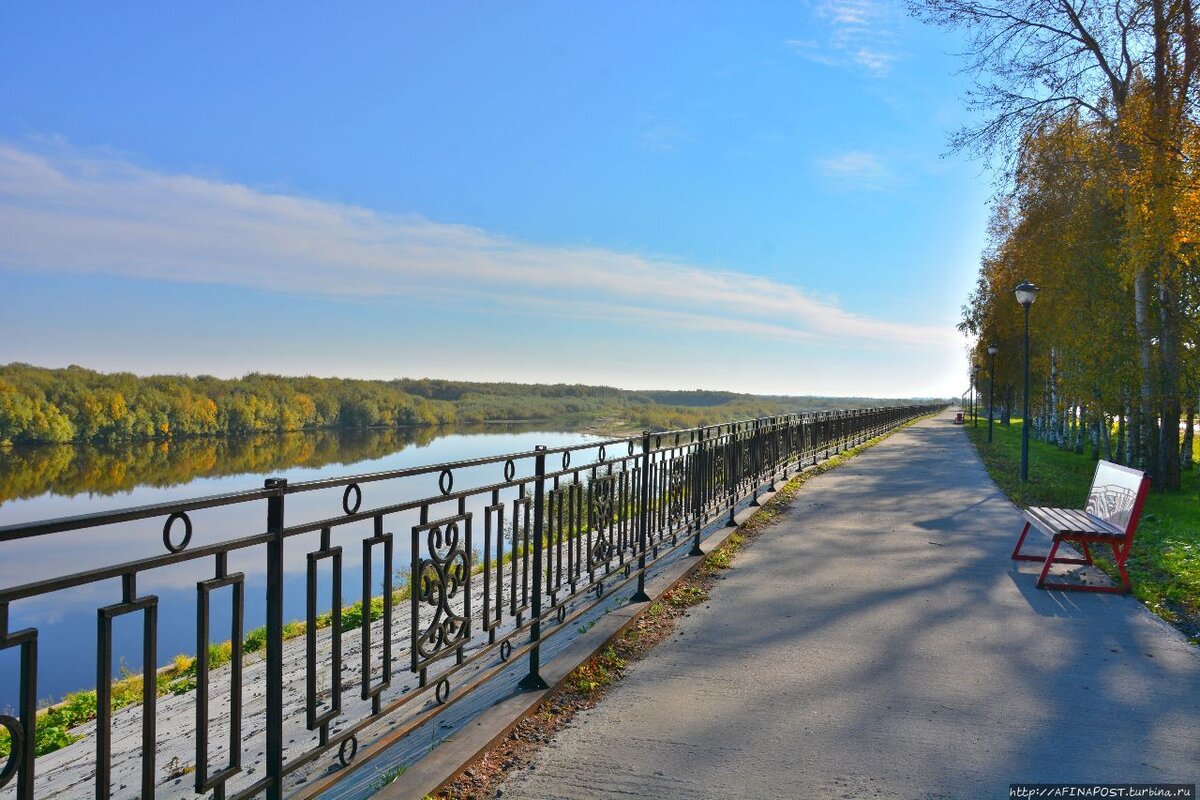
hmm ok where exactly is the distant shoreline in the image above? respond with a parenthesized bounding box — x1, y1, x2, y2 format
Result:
(1, 362, 946, 447)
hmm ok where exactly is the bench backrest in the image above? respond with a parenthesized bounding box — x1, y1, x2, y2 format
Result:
(1086, 460, 1150, 535)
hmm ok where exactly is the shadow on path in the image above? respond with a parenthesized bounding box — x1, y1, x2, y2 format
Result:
(496, 412, 1200, 800)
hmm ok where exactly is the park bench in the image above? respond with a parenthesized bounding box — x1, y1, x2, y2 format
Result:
(1010, 459, 1150, 593)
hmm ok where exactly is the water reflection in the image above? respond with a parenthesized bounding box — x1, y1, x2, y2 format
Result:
(0, 423, 601, 708)
(0, 423, 576, 505)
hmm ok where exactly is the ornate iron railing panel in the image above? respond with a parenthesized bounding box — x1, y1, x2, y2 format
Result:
(0, 405, 939, 800)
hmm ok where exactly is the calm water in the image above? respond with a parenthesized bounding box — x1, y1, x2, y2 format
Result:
(0, 424, 602, 709)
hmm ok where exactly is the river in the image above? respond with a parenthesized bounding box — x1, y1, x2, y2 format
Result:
(0, 423, 602, 709)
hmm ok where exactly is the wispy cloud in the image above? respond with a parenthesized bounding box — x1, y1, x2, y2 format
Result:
(816, 150, 893, 190)
(637, 116, 690, 153)
(787, 0, 901, 78)
(0, 141, 953, 350)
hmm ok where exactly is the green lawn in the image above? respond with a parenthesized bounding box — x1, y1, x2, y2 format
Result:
(965, 418, 1200, 642)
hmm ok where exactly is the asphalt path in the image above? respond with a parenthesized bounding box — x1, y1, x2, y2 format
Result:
(496, 412, 1200, 799)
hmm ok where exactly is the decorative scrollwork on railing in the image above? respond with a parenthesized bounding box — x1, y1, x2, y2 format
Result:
(667, 457, 686, 530)
(588, 475, 616, 569)
(342, 483, 362, 515)
(162, 511, 193, 553)
(1086, 485, 1138, 529)
(412, 514, 472, 671)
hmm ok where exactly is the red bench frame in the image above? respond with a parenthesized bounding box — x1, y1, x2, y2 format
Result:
(1011, 460, 1150, 593)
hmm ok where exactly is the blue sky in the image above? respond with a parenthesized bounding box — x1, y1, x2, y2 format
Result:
(0, 1, 985, 398)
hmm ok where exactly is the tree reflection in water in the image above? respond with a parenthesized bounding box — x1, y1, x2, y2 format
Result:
(0, 423, 561, 504)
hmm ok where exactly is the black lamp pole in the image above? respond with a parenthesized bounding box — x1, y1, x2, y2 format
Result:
(1021, 306, 1030, 479)
(987, 344, 998, 443)
(1014, 281, 1039, 481)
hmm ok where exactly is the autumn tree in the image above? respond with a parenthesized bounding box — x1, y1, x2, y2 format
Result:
(913, 0, 1199, 487)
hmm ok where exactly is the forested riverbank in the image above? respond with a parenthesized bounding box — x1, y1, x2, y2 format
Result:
(0, 362, 937, 446)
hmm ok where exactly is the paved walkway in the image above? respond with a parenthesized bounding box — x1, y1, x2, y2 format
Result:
(497, 412, 1200, 799)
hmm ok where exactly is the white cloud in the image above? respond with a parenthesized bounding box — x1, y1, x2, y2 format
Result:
(852, 47, 895, 76)
(637, 116, 690, 153)
(787, 0, 901, 78)
(0, 141, 954, 351)
(816, 150, 893, 190)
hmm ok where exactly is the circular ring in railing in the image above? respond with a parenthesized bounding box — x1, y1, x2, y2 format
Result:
(628, 440, 635, 456)
(342, 483, 362, 516)
(562, 451, 571, 470)
(504, 459, 516, 482)
(337, 735, 358, 767)
(556, 605, 567, 624)
(597, 445, 607, 462)
(439, 469, 453, 496)
(435, 677, 451, 705)
(655, 435, 662, 449)
(162, 512, 193, 554)
(500, 640, 512, 662)
(594, 581, 604, 598)
(0, 715, 22, 788)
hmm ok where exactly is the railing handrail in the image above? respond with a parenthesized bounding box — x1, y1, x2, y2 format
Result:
(0, 407, 921, 543)
(0, 403, 942, 800)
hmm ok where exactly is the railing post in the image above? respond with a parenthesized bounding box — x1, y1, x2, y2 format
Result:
(779, 417, 788, 484)
(518, 447, 549, 690)
(690, 429, 705, 557)
(750, 419, 762, 506)
(726, 429, 737, 526)
(790, 415, 799, 474)
(631, 432, 653, 603)
(264, 477, 286, 800)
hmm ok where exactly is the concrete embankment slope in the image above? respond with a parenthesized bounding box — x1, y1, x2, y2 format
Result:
(496, 412, 1200, 799)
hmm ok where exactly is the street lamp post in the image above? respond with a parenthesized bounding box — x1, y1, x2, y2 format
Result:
(987, 344, 998, 443)
(1014, 280, 1040, 481)
(972, 365, 980, 427)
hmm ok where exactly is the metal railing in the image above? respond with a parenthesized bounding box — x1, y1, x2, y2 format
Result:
(0, 405, 939, 799)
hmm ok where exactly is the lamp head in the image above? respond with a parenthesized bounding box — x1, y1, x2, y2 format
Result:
(1014, 280, 1039, 308)
(987, 344, 998, 356)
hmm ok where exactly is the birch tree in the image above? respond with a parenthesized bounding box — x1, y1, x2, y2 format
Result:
(913, 0, 1199, 487)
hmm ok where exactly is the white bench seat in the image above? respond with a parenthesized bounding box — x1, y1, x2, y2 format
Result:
(1011, 460, 1149, 593)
